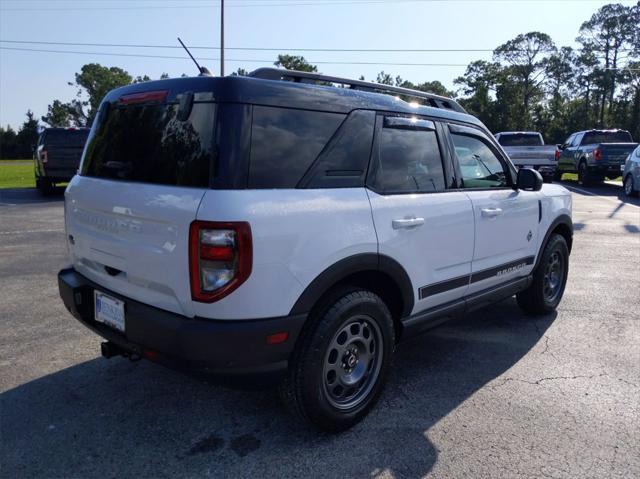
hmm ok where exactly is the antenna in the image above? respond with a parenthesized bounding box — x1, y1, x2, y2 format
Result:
(177, 37, 212, 76)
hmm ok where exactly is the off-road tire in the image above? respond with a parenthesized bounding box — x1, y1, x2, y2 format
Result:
(517, 233, 569, 315)
(279, 287, 395, 432)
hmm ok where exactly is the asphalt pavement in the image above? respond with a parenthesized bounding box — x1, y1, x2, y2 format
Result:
(1, 181, 638, 478)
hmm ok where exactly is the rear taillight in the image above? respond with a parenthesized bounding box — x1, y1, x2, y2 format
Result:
(554, 149, 561, 161)
(189, 221, 252, 303)
(594, 149, 602, 161)
(40, 150, 48, 163)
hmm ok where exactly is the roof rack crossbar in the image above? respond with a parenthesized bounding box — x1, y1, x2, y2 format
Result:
(249, 68, 466, 114)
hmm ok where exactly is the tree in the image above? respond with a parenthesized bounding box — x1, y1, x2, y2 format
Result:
(577, 3, 638, 126)
(274, 55, 317, 72)
(375, 71, 393, 85)
(231, 68, 249, 76)
(43, 63, 132, 128)
(0, 126, 18, 158)
(16, 111, 39, 157)
(41, 100, 74, 127)
(494, 32, 556, 128)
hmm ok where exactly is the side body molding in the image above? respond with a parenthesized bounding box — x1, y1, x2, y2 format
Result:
(289, 253, 415, 317)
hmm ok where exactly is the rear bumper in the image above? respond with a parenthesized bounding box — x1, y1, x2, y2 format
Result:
(58, 268, 306, 383)
(515, 163, 556, 178)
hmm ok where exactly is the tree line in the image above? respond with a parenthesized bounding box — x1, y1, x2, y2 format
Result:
(1, 2, 637, 159)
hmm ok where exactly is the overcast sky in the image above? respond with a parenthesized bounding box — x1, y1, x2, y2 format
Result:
(0, 0, 635, 129)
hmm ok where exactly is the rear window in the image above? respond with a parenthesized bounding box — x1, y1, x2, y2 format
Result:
(582, 131, 634, 144)
(249, 106, 345, 188)
(497, 133, 543, 147)
(81, 100, 216, 187)
(43, 129, 89, 148)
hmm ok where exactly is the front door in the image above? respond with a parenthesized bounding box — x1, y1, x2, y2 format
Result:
(447, 124, 541, 295)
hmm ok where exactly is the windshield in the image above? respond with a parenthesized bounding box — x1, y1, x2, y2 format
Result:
(43, 129, 89, 148)
(497, 133, 543, 147)
(582, 131, 633, 144)
(81, 100, 216, 187)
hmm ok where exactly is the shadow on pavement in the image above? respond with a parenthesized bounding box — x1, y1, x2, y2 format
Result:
(0, 187, 65, 205)
(1, 299, 555, 478)
(559, 179, 640, 207)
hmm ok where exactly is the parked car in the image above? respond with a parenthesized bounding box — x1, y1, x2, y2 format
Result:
(495, 131, 559, 183)
(34, 127, 90, 194)
(556, 129, 637, 186)
(58, 69, 573, 432)
(622, 145, 640, 197)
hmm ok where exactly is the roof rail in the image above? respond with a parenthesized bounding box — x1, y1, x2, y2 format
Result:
(249, 68, 466, 114)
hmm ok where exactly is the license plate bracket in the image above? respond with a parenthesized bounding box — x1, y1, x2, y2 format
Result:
(94, 290, 125, 332)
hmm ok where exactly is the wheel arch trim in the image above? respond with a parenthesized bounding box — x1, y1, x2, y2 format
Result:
(289, 253, 414, 318)
(534, 214, 573, 271)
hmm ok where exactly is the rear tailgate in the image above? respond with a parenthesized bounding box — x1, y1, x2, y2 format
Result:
(504, 145, 557, 166)
(599, 143, 639, 166)
(64, 81, 217, 317)
(45, 146, 84, 176)
(66, 178, 205, 317)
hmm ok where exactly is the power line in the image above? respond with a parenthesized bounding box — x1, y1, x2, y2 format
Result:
(0, 46, 470, 66)
(1, 0, 633, 11)
(1, 39, 634, 53)
(3, 46, 638, 70)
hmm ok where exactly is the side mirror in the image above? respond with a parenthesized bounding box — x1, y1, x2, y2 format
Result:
(557, 144, 565, 150)
(517, 168, 543, 192)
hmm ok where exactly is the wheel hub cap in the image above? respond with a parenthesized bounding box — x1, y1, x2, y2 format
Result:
(322, 316, 384, 410)
(543, 250, 564, 303)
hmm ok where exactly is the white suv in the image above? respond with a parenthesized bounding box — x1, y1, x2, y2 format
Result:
(58, 69, 573, 431)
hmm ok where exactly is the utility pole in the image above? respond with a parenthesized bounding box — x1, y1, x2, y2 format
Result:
(220, 0, 225, 77)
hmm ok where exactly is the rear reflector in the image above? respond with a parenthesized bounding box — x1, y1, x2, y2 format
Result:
(119, 90, 168, 105)
(266, 332, 289, 345)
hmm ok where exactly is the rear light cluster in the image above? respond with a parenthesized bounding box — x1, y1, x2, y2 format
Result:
(40, 150, 48, 163)
(189, 221, 252, 303)
(554, 149, 561, 161)
(594, 149, 602, 161)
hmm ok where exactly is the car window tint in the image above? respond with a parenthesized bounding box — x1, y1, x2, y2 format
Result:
(451, 133, 508, 188)
(249, 106, 345, 188)
(369, 122, 445, 194)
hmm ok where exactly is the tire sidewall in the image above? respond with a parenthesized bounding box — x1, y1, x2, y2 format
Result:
(624, 175, 634, 196)
(299, 291, 395, 431)
(536, 234, 569, 310)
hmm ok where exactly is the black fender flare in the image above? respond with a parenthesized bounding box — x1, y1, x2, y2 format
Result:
(289, 253, 414, 317)
(534, 214, 573, 271)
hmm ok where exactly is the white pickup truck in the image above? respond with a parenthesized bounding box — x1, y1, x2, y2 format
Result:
(495, 131, 559, 183)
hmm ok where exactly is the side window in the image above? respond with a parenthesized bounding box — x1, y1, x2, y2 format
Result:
(368, 117, 446, 194)
(573, 133, 584, 147)
(451, 133, 508, 189)
(249, 106, 345, 188)
(564, 134, 575, 147)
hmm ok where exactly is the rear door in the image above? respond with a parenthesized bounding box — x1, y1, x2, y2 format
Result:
(65, 90, 217, 317)
(366, 115, 475, 315)
(446, 124, 540, 295)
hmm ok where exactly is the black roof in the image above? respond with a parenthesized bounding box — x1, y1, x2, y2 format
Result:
(104, 72, 483, 128)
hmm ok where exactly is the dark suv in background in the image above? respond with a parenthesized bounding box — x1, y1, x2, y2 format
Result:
(34, 127, 90, 194)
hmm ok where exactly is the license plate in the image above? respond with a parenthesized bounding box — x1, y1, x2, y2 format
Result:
(523, 165, 534, 169)
(94, 291, 125, 332)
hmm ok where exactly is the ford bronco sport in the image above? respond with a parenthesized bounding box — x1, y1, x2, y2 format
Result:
(58, 69, 573, 432)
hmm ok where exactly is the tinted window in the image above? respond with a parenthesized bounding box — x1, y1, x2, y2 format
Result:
(452, 133, 508, 188)
(249, 107, 345, 188)
(497, 133, 543, 147)
(43, 129, 89, 148)
(82, 101, 215, 187)
(582, 130, 634, 144)
(303, 110, 375, 188)
(369, 119, 445, 193)
(564, 134, 575, 147)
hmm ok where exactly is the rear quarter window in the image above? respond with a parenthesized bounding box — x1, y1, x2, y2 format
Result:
(248, 106, 345, 188)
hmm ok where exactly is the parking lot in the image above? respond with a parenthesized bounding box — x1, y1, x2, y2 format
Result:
(0, 182, 638, 478)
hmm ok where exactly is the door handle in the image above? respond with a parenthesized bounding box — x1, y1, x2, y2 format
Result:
(392, 217, 425, 229)
(481, 207, 503, 218)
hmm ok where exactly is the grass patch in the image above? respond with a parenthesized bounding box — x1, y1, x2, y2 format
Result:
(0, 162, 35, 188)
